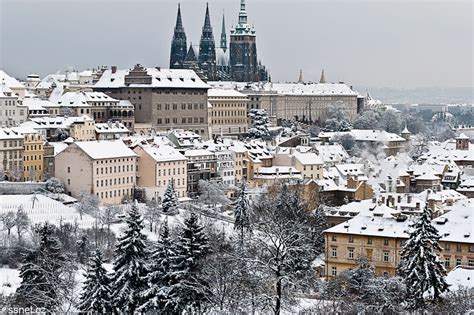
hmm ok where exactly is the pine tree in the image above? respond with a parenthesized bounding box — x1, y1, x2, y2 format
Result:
(15, 223, 67, 311)
(248, 109, 270, 139)
(166, 213, 210, 312)
(78, 250, 112, 313)
(139, 219, 176, 312)
(233, 181, 252, 240)
(110, 202, 148, 313)
(162, 178, 179, 214)
(399, 205, 449, 309)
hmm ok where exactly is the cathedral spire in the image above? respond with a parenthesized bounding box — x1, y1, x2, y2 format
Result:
(175, 3, 183, 30)
(199, 2, 217, 80)
(298, 69, 303, 84)
(238, 0, 248, 26)
(319, 69, 326, 83)
(203, 3, 212, 31)
(170, 3, 187, 68)
(220, 11, 227, 52)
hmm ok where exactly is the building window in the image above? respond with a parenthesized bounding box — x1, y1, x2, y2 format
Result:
(331, 234, 336, 241)
(456, 258, 462, 266)
(456, 244, 462, 252)
(331, 247, 337, 257)
(348, 235, 353, 243)
(469, 259, 474, 267)
(383, 239, 389, 246)
(348, 248, 354, 259)
(445, 242, 451, 251)
(469, 245, 474, 253)
(383, 252, 389, 262)
(367, 237, 372, 245)
(67, 167, 70, 173)
(331, 266, 337, 277)
(444, 256, 450, 268)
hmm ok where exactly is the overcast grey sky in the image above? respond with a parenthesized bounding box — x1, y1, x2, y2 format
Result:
(0, 0, 472, 88)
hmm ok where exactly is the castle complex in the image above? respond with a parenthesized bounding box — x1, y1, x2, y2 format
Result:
(169, 1, 269, 82)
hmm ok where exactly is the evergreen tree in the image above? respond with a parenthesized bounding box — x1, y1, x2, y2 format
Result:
(110, 202, 148, 313)
(233, 181, 252, 240)
(76, 234, 90, 265)
(166, 213, 210, 312)
(15, 223, 67, 311)
(162, 179, 179, 214)
(399, 205, 449, 308)
(248, 109, 270, 139)
(78, 250, 112, 313)
(139, 219, 176, 312)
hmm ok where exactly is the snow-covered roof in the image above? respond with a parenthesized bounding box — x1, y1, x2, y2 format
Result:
(319, 129, 406, 143)
(314, 143, 349, 163)
(26, 115, 93, 130)
(0, 83, 15, 97)
(293, 150, 323, 165)
(326, 198, 474, 243)
(446, 266, 474, 290)
(209, 81, 357, 96)
(56, 91, 118, 107)
(254, 166, 302, 179)
(420, 140, 474, 163)
(22, 98, 59, 111)
(184, 149, 215, 158)
(208, 88, 247, 98)
(0, 70, 24, 89)
(95, 67, 210, 89)
(95, 122, 129, 134)
(140, 144, 186, 162)
(326, 199, 401, 219)
(74, 140, 136, 160)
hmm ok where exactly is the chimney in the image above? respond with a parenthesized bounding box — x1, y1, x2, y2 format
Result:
(111, 66, 117, 74)
(397, 195, 401, 203)
(407, 195, 412, 203)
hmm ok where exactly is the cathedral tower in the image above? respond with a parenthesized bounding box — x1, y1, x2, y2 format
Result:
(220, 12, 227, 52)
(229, 0, 259, 82)
(169, 4, 188, 69)
(198, 3, 217, 81)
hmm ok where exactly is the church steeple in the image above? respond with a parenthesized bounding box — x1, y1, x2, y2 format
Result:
(198, 2, 217, 80)
(220, 11, 227, 52)
(298, 69, 303, 84)
(319, 69, 326, 83)
(170, 3, 188, 69)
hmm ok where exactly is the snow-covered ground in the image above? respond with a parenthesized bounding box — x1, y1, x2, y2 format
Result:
(0, 267, 20, 296)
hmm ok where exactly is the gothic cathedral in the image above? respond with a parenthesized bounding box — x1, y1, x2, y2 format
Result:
(169, 0, 268, 82)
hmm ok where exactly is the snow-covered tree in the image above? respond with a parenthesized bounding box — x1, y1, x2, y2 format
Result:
(310, 204, 328, 255)
(250, 188, 316, 314)
(380, 109, 402, 134)
(324, 104, 352, 132)
(162, 178, 179, 214)
(198, 179, 230, 209)
(166, 213, 210, 312)
(110, 202, 148, 313)
(248, 109, 270, 139)
(76, 234, 91, 265)
(76, 192, 99, 220)
(54, 128, 69, 141)
(78, 250, 112, 313)
(99, 205, 121, 251)
(233, 181, 252, 240)
(15, 205, 30, 244)
(353, 109, 382, 130)
(332, 133, 356, 151)
(399, 205, 449, 308)
(139, 219, 175, 312)
(45, 177, 65, 194)
(14, 223, 68, 311)
(1, 211, 16, 240)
